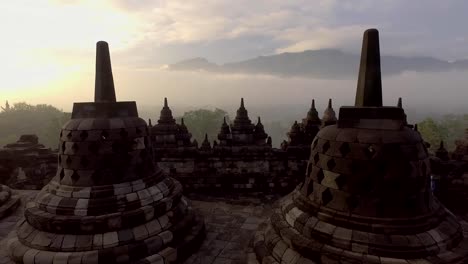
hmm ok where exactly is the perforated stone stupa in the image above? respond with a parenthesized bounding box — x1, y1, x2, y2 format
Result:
(253, 29, 468, 264)
(7, 41, 205, 263)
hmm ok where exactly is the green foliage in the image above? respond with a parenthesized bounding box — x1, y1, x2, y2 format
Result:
(418, 114, 467, 151)
(0, 102, 71, 149)
(177, 108, 229, 143)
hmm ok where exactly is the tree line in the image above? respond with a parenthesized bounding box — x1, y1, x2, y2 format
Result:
(0, 101, 465, 152)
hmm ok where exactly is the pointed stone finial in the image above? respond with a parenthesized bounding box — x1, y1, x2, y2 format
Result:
(148, 119, 152, 126)
(181, 118, 185, 125)
(397, 97, 402, 108)
(312, 99, 316, 109)
(257, 116, 261, 124)
(164, 97, 168, 107)
(204, 133, 208, 141)
(223, 116, 227, 124)
(328, 98, 332, 108)
(94, 41, 116, 102)
(355, 29, 383, 107)
(240, 98, 245, 108)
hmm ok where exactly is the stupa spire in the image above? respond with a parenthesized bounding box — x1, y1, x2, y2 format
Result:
(94, 41, 116, 102)
(397, 97, 403, 108)
(240, 98, 245, 108)
(164, 97, 168, 107)
(355, 29, 382, 107)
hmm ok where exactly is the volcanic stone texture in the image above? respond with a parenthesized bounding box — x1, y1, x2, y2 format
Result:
(253, 125, 468, 264)
(7, 116, 205, 263)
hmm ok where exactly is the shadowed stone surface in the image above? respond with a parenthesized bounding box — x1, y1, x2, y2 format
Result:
(253, 28, 468, 264)
(6, 42, 205, 264)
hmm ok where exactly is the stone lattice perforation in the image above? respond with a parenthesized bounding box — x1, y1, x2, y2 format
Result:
(25, 181, 185, 234)
(252, 193, 468, 263)
(62, 117, 148, 132)
(58, 121, 153, 188)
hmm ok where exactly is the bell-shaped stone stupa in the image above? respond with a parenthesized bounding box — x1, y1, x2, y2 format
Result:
(253, 29, 468, 264)
(8, 41, 205, 264)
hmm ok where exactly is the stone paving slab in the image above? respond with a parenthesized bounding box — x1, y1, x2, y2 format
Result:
(184, 199, 274, 264)
(0, 191, 274, 264)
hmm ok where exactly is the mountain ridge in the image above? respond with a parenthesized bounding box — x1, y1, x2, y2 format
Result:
(169, 49, 468, 79)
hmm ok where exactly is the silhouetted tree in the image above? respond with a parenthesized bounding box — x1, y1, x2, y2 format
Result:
(177, 108, 229, 143)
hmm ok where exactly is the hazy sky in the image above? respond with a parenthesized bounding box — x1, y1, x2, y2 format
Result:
(1, 0, 468, 114)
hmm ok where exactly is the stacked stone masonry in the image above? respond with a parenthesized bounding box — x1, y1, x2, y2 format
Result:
(252, 28, 468, 264)
(6, 41, 205, 264)
(150, 98, 336, 195)
(0, 135, 56, 190)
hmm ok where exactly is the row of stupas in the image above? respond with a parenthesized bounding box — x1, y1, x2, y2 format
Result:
(147, 96, 339, 194)
(252, 28, 468, 264)
(0, 27, 467, 264)
(7, 41, 205, 263)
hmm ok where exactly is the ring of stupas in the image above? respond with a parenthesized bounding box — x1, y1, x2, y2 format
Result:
(252, 29, 468, 263)
(7, 42, 205, 263)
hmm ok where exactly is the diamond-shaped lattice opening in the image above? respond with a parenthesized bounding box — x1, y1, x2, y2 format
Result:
(60, 131, 63, 138)
(136, 127, 142, 135)
(101, 130, 109, 140)
(364, 145, 376, 159)
(134, 165, 144, 177)
(313, 153, 320, 164)
(421, 161, 427, 177)
(61, 142, 66, 152)
(335, 175, 346, 189)
(80, 131, 88, 141)
(316, 168, 324, 183)
(404, 162, 413, 177)
(112, 142, 121, 153)
(360, 177, 373, 193)
(131, 139, 138, 150)
(80, 157, 89, 168)
(339, 142, 351, 157)
(350, 162, 359, 174)
(306, 163, 313, 177)
(66, 131, 72, 139)
(346, 195, 359, 210)
(58, 155, 62, 164)
(321, 188, 333, 206)
(139, 150, 147, 160)
(91, 171, 101, 183)
(327, 158, 336, 170)
(59, 169, 65, 180)
(312, 139, 319, 149)
(88, 142, 99, 155)
(120, 129, 128, 138)
(71, 171, 80, 182)
(124, 153, 133, 165)
(322, 141, 331, 153)
(306, 179, 314, 196)
(66, 156, 72, 165)
(71, 143, 79, 152)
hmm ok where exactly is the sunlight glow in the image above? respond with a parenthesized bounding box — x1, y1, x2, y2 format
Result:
(0, 0, 142, 93)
